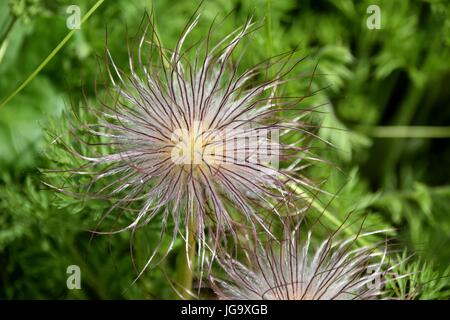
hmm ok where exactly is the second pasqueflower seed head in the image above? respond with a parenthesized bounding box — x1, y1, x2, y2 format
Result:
(212, 227, 395, 300)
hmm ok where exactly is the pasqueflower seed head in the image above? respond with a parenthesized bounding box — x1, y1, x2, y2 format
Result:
(213, 228, 396, 300)
(55, 13, 321, 271)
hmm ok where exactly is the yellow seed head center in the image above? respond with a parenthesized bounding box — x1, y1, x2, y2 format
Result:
(170, 122, 219, 166)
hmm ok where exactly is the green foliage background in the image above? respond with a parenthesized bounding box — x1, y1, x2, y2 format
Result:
(0, 0, 449, 299)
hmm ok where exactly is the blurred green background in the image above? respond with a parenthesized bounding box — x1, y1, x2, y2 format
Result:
(0, 0, 449, 299)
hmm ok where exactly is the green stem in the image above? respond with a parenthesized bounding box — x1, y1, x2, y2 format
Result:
(358, 126, 450, 138)
(0, 15, 17, 47)
(264, 0, 275, 83)
(375, 185, 450, 201)
(265, 0, 273, 58)
(0, 0, 106, 109)
(175, 214, 196, 299)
